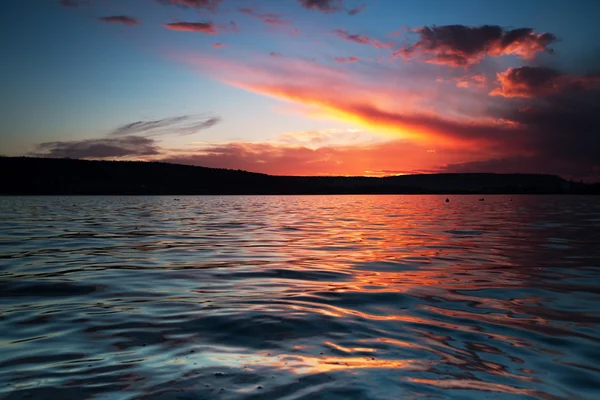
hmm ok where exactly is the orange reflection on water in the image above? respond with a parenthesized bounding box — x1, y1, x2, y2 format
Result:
(324, 341, 376, 353)
(279, 355, 427, 375)
(405, 378, 546, 398)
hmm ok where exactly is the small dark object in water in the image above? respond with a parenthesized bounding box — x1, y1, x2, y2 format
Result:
(479, 198, 484, 201)
(445, 198, 450, 202)
(174, 198, 180, 201)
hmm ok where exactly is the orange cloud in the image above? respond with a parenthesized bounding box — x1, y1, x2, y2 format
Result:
(160, 138, 488, 176)
(437, 74, 487, 89)
(163, 21, 216, 33)
(490, 66, 600, 98)
(213, 43, 226, 48)
(178, 53, 519, 151)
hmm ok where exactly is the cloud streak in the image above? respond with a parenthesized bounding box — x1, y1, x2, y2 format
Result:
(334, 56, 360, 63)
(111, 115, 221, 136)
(163, 21, 217, 33)
(156, 0, 223, 13)
(59, 0, 91, 7)
(395, 25, 557, 66)
(99, 16, 140, 26)
(239, 8, 288, 27)
(333, 29, 391, 49)
(298, 0, 343, 13)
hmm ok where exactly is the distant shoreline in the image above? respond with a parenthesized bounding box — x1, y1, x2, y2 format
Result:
(2, 157, 599, 195)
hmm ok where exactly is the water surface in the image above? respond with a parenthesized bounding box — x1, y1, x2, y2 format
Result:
(1, 195, 600, 399)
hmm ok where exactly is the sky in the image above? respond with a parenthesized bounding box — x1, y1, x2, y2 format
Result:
(1, 0, 599, 180)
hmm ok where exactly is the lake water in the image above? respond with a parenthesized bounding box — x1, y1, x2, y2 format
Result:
(1, 195, 600, 399)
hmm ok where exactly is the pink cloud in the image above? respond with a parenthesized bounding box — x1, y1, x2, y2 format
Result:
(333, 29, 392, 49)
(163, 21, 216, 33)
(334, 56, 360, 63)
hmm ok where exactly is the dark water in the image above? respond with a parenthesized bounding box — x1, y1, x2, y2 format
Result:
(1, 195, 600, 400)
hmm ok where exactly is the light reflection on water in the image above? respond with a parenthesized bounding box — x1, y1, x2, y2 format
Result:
(1, 195, 600, 399)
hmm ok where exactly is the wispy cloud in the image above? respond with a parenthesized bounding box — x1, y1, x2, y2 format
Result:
(239, 8, 289, 27)
(59, 0, 91, 7)
(111, 115, 221, 136)
(298, 0, 343, 13)
(348, 4, 365, 15)
(163, 21, 217, 33)
(334, 56, 360, 63)
(99, 16, 140, 26)
(395, 25, 557, 67)
(156, 0, 223, 13)
(333, 29, 391, 49)
(213, 43, 227, 48)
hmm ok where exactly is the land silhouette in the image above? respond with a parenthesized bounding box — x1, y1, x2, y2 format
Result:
(1, 157, 598, 195)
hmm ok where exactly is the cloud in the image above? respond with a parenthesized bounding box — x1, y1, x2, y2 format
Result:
(163, 21, 217, 33)
(348, 4, 365, 15)
(334, 56, 360, 63)
(490, 66, 600, 98)
(31, 136, 161, 159)
(298, 0, 343, 13)
(111, 115, 221, 136)
(174, 52, 599, 179)
(213, 43, 227, 48)
(436, 73, 487, 89)
(333, 29, 391, 49)
(160, 138, 479, 176)
(239, 8, 288, 27)
(156, 0, 223, 13)
(59, 0, 91, 7)
(99, 16, 140, 26)
(395, 25, 557, 67)
(269, 52, 283, 57)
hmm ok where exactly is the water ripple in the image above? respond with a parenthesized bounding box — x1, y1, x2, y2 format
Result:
(1, 195, 599, 399)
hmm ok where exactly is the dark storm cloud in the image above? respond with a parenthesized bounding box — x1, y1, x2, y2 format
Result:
(395, 25, 557, 66)
(99, 16, 140, 26)
(31, 136, 161, 159)
(111, 115, 221, 136)
(298, 0, 343, 13)
(490, 66, 600, 98)
(445, 65, 600, 179)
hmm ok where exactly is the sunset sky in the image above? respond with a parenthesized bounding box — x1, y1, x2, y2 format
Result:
(2, 0, 599, 179)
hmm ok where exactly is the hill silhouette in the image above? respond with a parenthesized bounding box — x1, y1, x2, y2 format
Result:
(1, 157, 598, 195)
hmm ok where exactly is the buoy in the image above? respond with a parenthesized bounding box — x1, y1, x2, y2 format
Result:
(445, 198, 450, 202)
